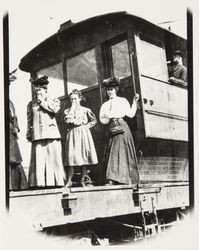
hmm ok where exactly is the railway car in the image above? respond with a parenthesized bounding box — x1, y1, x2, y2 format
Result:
(9, 11, 189, 243)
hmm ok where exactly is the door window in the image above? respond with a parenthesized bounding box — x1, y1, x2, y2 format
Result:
(139, 38, 168, 81)
(111, 40, 131, 79)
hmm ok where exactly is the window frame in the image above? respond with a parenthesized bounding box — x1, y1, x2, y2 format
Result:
(137, 32, 169, 82)
(36, 60, 66, 99)
(111, 39, 132, 80)
(101, 33, 131, 79)
(65, 47, 99, 94)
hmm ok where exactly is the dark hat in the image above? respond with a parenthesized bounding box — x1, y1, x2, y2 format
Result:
(103, 76, 120, 89)
(31, 75, 49, 88)
(173, 50, 184, 57)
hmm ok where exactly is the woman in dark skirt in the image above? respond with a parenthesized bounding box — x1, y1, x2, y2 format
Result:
(10, 100, 28, 191)
(99, 77, 139, 185)
(9, 70, 28, 191)
(64, 89, 98, 187)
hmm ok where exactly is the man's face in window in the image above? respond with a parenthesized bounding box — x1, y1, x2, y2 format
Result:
(173, 55, 182, 65)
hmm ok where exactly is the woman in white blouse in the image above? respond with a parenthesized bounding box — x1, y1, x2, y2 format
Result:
(99, 77, 140, 185)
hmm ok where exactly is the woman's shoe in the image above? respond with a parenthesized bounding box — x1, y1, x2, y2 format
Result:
(64, 181, 72, 188)
(105, 180, 114, 186)
(86, 183, 93, 187)
(80, 181, 86, 187)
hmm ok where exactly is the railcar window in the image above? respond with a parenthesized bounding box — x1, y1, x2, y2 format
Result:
(37, 63, 64, 98)
(139, 39, 168, 82)
(66, 49, 98, 93)
(111, 40, 131, 79)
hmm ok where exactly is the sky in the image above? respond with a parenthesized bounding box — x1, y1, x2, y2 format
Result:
(6, 0, 190, 69)
(1, 0, 191, 169)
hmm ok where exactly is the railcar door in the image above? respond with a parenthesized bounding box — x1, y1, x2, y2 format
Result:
(65, 48, 104, 184)
(135, 34, 188, 141)
(101, 34, 138, 137)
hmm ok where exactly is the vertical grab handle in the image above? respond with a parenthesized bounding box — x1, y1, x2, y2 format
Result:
(129, 52, 140, 110)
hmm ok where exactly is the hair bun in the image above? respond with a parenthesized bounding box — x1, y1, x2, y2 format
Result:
(32, 75, 49, 87)
(102, 76, 120, 89)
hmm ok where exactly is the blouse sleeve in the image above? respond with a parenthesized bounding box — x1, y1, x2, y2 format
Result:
(40, 98, 60, 114)
(86, 108, 97, 128)
(10, 101, 20, 133)
(124, 98, 137, 118)
(99, 102, 110, 124)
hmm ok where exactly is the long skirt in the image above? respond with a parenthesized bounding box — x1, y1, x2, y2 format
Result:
(64, 125, 98, 166)
(10, 163, 28, 190)
(104, 118, 139, 185)
(9, 133, 28, 190)
(28, 139, 65, 187)
(10, 133, 22, 164)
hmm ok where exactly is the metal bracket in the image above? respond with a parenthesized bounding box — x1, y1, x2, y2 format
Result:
(61, 193, 77, 215)
(132, 187, 161, 207)
(132, 188, 140, 207)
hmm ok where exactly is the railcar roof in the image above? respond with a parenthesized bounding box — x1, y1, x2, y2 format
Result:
(19, 11, 185, 72)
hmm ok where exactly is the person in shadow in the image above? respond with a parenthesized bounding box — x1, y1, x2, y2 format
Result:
(9, 69, 28, 191)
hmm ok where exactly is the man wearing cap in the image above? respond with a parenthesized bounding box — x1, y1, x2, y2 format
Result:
(168, 50, 187, 87)
(27, 75, 66, 187)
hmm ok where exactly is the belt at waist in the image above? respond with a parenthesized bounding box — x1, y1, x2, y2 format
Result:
(110, 118, 124, 123)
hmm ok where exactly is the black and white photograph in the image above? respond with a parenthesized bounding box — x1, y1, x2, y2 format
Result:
(0, 0, 199, 249)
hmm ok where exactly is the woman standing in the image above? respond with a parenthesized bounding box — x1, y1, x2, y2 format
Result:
(9, 70, 28, 190)
(99, 77, 140, 185)
(64, 89, 98, 187)
(27, 75, 66, 188)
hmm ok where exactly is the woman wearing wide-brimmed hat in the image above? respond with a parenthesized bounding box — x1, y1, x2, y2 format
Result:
(99, 76, 140, 185)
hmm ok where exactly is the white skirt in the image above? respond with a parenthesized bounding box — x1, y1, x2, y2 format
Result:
(64, 125, 98, 166)
(28, 139, 65, 187)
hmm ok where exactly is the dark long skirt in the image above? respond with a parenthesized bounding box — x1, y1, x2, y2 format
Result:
(10, 163, 28, 190)
(9, 133, 28, 190)
(104, 118, 139, 184)
(10, 133, 22, 164)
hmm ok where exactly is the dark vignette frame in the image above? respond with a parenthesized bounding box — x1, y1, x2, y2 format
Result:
(3, 12, 10, 210)
(187, 9, 194, 212)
